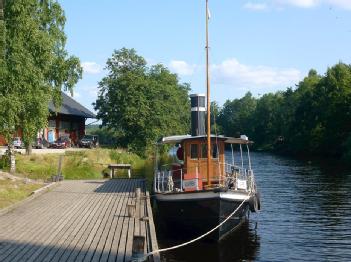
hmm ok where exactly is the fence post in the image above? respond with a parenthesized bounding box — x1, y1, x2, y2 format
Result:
(196, 166, 199, 190)
(131, 236, 146, 262)
(180, 168, 183, 192)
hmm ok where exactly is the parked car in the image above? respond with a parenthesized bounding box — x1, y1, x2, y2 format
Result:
(49, 136, 71, 149)
(12, 137, 23, 149)
(33, 137, 49, 149)
(78, 135, 99, 148)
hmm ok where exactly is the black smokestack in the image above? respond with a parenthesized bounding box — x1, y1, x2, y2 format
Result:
(190, 94, 206, 136)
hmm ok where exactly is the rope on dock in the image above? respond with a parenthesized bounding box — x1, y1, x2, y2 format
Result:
(145, 195, 250, 258)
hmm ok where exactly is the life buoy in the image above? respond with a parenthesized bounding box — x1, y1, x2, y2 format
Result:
(249, 192, 261, 213)
(249, 195, 258, 213)
(256, 191, 261, 211)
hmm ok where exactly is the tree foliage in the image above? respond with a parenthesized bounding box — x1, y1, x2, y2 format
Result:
(94, 48, 190, 155)
(0, 0, 82, 154)
(216, 63, 351, 161)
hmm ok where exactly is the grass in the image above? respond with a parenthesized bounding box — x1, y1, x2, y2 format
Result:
(0, 179, 43, 209)
(11, 148, 152, 181)
(0, 148, 159, 210)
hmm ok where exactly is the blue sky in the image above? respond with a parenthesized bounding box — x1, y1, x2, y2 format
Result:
(58, 0, 351, 114)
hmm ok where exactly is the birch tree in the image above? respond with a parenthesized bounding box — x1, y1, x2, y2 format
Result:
(0, 0, 82, 160)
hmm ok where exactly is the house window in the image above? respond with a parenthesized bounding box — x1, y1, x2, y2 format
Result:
(48, 120, 56, 128)
(190, 144, 198, 159)
(60, 121, 71, 130)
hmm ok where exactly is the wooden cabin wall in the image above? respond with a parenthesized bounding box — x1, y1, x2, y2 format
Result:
(183, 139, 225, 186)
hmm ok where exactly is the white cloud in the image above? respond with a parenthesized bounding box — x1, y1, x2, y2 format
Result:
(212, 58, 301, 88)
(275, 0, 320, 8)
(169, 60, 196, 76)
(244, 2, 268, 10)
(327, 0, 351, 10)
(245, 0, 351, 10)
(81, 62, 102, 75)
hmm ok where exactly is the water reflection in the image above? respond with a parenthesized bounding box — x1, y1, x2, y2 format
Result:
(155, 152, 351, 261)
(157, 221, 260, 262)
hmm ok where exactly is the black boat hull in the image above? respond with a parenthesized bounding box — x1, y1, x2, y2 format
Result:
(155, 191, 250, 241)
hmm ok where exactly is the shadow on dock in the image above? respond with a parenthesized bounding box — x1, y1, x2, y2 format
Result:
(0, 240, 122, 262)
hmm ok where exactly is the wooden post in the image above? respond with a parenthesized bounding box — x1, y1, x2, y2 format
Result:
(127, 204, 136, 217)
(57, 155, 64, 180)
(135, 187, 141, 199)
(10, 153, 15, 174)
(131, 235, 146, 262)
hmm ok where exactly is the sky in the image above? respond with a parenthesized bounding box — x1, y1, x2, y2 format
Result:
(58, 0, 351, 115)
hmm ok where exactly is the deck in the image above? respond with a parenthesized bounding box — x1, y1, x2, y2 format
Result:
(0, 179, 160, 262)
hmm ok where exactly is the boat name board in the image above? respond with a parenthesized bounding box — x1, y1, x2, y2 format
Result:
(183, 179, 199, 191)
(237, 179, 247, 190)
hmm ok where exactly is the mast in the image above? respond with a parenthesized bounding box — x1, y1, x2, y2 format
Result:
(206, 0, 211, 185)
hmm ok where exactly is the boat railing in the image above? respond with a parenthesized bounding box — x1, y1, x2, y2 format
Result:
(154, 163, 255, 193)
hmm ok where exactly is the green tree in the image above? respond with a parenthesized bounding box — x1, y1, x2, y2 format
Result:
(251, 92, 283, 147)
(218, 92, 256, 138)
(314, 63, 351, 156)
(0, 0, 82, 157)
(210, 101, 222, 134)
(94, 48, 190, 156)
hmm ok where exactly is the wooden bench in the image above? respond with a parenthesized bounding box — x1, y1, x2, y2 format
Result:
(108, 164, 132, 178)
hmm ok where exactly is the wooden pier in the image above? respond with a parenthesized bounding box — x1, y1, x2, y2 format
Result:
(0, 179, 160, 262)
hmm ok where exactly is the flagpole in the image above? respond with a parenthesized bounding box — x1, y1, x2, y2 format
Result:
(206, 0, 211, 187)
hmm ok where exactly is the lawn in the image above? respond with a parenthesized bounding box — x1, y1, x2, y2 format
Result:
(10, 148, 153, 181)
(0, 179, 43, 209)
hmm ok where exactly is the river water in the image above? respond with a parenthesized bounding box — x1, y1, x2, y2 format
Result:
(156, 152, 351, 261)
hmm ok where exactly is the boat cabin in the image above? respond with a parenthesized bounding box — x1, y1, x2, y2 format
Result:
(156, 134, 253, 192)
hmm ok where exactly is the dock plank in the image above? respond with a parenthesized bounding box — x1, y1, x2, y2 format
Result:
(0, 179, 159, 262)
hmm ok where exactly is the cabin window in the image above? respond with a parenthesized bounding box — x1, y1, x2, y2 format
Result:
(200, 143, 219, 159)
(212, 144, 219, 159)
(190, 144, 198, 159)
(201, 144, 207, 158)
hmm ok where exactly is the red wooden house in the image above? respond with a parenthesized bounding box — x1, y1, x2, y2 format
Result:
(0, 92, 96, 146)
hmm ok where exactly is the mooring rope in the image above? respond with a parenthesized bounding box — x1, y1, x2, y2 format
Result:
(145, 195, 250, 258)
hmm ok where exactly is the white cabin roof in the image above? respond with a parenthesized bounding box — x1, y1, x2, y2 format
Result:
(158, 135, 253, 145)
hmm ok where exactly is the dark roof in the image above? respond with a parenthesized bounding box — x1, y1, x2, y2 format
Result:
(49, 92, 96, 118)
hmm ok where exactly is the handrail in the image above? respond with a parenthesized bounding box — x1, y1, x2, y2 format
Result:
(154, 162, 255, 194)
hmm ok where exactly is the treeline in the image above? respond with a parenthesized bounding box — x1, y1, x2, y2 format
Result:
(216, 63, 351, 161)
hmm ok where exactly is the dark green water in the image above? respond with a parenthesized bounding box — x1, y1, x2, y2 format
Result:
(156, 152, 351, 261)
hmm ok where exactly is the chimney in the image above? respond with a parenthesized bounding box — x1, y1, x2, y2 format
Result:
(190, 94, 206, 136)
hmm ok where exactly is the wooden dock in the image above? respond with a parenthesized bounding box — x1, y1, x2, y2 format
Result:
(0, 179, 160, 262)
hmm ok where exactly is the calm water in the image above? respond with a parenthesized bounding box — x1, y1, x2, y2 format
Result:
(156, 152, 351, 261)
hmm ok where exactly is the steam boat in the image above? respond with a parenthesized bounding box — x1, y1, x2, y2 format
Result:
(154, 94, 260, 241)
(153, 1, 260, 241)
